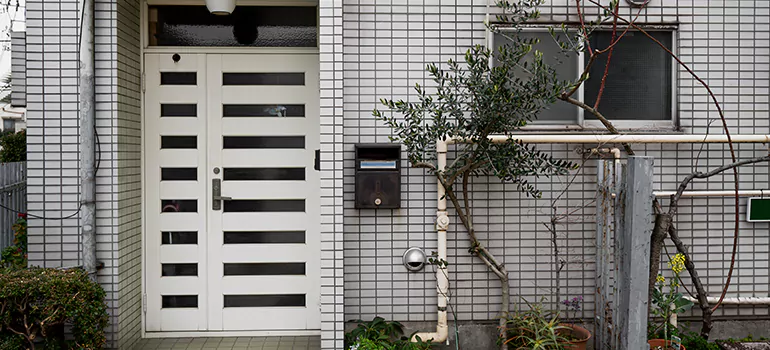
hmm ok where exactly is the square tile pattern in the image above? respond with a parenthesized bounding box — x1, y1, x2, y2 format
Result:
(136, 336, 321, 350)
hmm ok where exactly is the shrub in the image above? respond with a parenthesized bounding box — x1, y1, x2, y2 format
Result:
(345, 317, 433, 350)
(0, 129, 26, 162)
(0, 268, 109, 349)
(0, 214, 27, 268)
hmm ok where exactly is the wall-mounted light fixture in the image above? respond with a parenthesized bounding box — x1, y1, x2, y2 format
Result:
(403, 247, 427, 272)
(206, 0, 235, 15)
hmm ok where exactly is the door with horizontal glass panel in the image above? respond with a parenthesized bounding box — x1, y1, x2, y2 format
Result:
(144, 53, 320, 332)
(206, 54, 320, 331)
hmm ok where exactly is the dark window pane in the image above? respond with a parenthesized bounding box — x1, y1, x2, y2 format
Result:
(162, 232, 198, 245)
(162, 295, 198, 308)
(151, 6, 317, 47)
(162, 263, 198, 276)
(584, 31, 673, 121)
(494, 31, 579, 124)
(224, 262, 305, 276)
(161, 199, 198, 213)
(223, 168, 304, 181)
(224, 199, 304, 212)
(224, 231, 305, 244)
(161, 104, 197, 117)
(223, 73, 304, 86)
(160, 72, 197, 85)
(224, 294, 305, 308)
(223, 104, 305, 117)
(161, 136, 197, 149)
(223, 136, 304, 149)
(161, 168, 198, 181)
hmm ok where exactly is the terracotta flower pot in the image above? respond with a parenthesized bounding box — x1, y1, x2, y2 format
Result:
(648, 339, 686, 350)
(557, 324, 591, 350)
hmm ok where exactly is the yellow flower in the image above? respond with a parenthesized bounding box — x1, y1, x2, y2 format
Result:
(656, 275, 665, 284)
(668, 253, 686, 275)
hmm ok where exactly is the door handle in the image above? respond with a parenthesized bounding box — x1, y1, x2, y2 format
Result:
(212, 178, 231, 211)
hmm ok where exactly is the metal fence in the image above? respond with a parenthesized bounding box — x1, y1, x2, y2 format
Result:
(0, 162, 26, 250)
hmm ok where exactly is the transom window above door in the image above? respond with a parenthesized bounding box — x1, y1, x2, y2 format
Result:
(148, 6, 318, 47)
(492, 27, 675, 129)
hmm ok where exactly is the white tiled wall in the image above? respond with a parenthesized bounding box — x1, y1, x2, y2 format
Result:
(341, 0, 770, 327)
(25, 0, 142, 347)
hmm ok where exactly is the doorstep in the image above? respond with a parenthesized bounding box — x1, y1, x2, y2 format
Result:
(135, 336, 321, 350)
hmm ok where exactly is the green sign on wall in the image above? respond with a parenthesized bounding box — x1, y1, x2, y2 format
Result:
(747, 197, 770, 222)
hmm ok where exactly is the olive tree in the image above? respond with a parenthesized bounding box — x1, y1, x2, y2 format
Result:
(373, 3, 577, 344)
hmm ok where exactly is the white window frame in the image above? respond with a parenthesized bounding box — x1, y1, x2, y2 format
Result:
(488, 24, 678, 131)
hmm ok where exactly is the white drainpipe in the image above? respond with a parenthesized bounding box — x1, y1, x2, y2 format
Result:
(413, 134, 769, 344)
(683, 296, 770, 305)
(412, 140, 450, 343)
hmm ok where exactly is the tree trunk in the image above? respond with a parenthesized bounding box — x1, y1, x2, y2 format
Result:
(648, 213, 671, 303)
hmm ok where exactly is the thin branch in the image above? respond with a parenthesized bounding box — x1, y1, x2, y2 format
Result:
(592, 2, 620, 109)
(559, 95, 635, 155)
(587, 0, 740, 313)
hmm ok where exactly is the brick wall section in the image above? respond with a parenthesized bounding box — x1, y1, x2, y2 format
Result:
(341, 0, 770, 325)
(10, 31, 25, 107)
(319, 0, 346, 349)
(116, 0, 142, 347)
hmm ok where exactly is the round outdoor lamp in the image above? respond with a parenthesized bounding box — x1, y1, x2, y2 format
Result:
(206, 0, 235, 15)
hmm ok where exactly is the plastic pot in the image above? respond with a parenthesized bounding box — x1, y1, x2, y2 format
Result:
(648, 339, 686, 350)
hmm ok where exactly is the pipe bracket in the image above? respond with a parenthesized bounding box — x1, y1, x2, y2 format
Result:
(436, 211, 449, 230)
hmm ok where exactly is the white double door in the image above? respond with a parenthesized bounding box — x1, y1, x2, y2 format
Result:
(144, 53, 320, 333)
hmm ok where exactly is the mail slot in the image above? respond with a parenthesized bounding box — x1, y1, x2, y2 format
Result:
(355, 144, 401, 209)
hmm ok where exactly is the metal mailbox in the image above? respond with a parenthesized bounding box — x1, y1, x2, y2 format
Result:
(355, 144, 401, 209)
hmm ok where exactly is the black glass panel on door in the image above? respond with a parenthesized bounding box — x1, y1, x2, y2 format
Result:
(160, 72, 197, 85)
(161, 136, 197, 149)
(161, 168, 197, 181)
(223, 104, 305, 117)
(161, 104, 197, 117)
(223, 294, 305, 308)
(224, 231, 305, 244)
(162, 295, 198, 308)
(223, 168, 305, 181)
(223, 136, 304, 149)
(224, 199, 304, 212)
(162, 231, 198, 245)
(222, 73, 304, 86)
(161, 199, 198, 213)
(162, 263, 198, 276)
(149, 6, 317, 47)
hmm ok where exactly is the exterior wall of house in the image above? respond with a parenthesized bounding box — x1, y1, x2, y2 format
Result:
(20, 0, 770, 348)
(25, 0, 142, 347)
(341, 0, 770, 330)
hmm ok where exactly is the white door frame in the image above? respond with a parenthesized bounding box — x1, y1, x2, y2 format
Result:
(139, 3, 321, 334)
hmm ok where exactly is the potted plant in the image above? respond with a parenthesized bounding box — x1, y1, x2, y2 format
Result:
(649, 253, 693, 350)
(558, 296, 591, 350)
(503, 299, 569, 349)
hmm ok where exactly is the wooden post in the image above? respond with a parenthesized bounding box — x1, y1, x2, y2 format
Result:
(595, 160, 614, 350)
(616, 156, 654, 350)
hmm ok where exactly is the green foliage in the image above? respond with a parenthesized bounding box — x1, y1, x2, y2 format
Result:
(345, 317, 433, 350)
(680, 331, 719, 350)
(0, 215, 27, 268)
(720, 334, 770, 343)
(374, 42, 577, 197)
(650, 254, 693, 343)
(504, 300, 568, 349)
(0, 267, 109, 349)
(0, 130, 26, 163)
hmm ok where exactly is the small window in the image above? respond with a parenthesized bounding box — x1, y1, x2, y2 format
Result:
(493, 30, 580, 125)
(2, 119, 14, 133)
(492, 28, 675, 128)
(584, 31, 673, 123)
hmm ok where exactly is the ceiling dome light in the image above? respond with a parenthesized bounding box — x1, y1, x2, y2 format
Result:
(205, 0, 235, 15)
